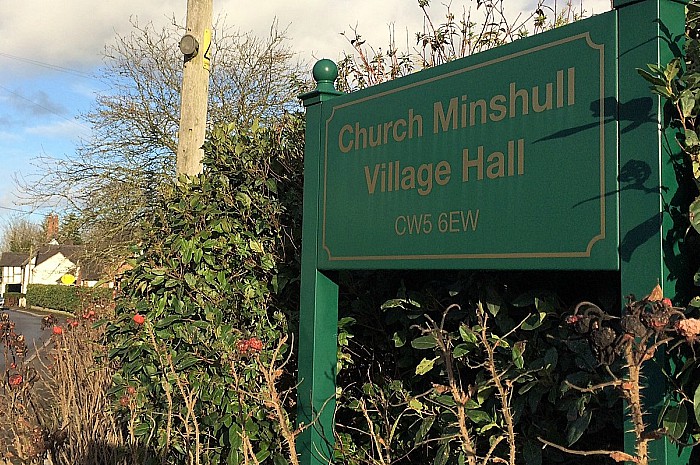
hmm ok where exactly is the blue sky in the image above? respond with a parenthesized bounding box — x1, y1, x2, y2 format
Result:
(0, 0, 611, 231)
(0, 62, 101, 222)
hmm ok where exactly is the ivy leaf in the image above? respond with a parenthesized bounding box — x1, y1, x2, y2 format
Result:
(567, 410, 592, 446)
(235, 192, 251, 208)
(411, 335, 438, 349)
(637, 67, 666, 86)
(690, 197, 700, 234)
(415, 416, 435, 444)
(512, 341, 525, 369)
(523, 440, 543, 465)
(521, 312, 546, 330)
(459, 325, 477, 343)
(694, 385, 700, 425)
(434, 443, 450, 465)
(408, 398, 424, 411)
(392, 331, 406, 348)
(452, 343, 471, 358)
(465, 409, 491, 424)
(681, 94, 696, 118)
(662, 404, 688, 440)
(249, 240, 264, 254)
(415, 357, 438, 375)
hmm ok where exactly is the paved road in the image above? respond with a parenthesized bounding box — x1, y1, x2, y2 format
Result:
(0, 307, 50, 362)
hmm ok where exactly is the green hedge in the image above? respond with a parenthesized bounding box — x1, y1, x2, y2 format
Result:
(26, 284, 113, 313)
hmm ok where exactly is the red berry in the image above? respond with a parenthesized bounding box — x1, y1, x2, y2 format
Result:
(662, 298, 672, 307)
(52, 326, 63, 335)
(133, 314, 145, 325)
(236, 339, 250, 353)
(8, 374, 22, 387)
(248, 337, 263, 352)
(127, 386, 136, 395)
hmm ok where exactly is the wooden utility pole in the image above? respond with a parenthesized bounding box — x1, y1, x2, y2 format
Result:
(176, 0, 213, 176)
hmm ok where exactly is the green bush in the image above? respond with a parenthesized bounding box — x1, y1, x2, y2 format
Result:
(106, 115, 304, 464)
(26, 284, 113, 313)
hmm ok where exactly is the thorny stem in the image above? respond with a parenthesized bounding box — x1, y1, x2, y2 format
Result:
(258, 335, 301, 465)
(435, 304, 477, 465)
(538, 436, 639, 463)
(146, 323, 174, 460)
(360, 399, 390, 465)
(624, 344, 648, 465)
(477, 304, 516, 465)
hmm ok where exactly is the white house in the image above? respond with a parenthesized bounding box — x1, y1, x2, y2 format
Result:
(0, 252, 27, 295)
(21, 243, 82, 292)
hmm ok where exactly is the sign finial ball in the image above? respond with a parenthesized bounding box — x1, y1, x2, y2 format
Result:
(313, 59, 338, 84)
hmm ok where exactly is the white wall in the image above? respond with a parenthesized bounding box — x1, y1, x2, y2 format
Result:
(31, 253, 76, 286)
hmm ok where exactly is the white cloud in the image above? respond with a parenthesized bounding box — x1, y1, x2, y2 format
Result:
(25, 119, 89, 140)
(1, 1, 611, 75)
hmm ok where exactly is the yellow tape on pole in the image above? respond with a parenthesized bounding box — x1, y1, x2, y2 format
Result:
(203, 29, 212, 70)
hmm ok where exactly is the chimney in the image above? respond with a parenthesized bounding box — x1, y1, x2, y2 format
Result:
(46, 213, 59, 240)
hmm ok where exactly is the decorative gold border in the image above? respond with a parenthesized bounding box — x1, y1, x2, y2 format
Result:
(321, 31, 610, 263)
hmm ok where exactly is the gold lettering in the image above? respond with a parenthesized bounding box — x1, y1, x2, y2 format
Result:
(435, 161, 451, 186)
(568, 67, 575, 106)
(462, 147, 484, 182)
(489, 95, 507, 122)
(470, 99, 487, 126)
(487, 151, 505, 179)
(338, 124, 353, 153)
(417, 164, 433, 196)
(409, 109, 423, 139)
(557, 69, 564, 108)
(433, 98, 458, 133)
(382, 121, 393, 146)
(355, 122, 367, 150)
(532, 83, 553, 112)
(509, 82, 529, 118)
(368, 125, 381, 148)
(393, 119, 407, 142)
(401, 166, 416, 190)
(364, 164, 380, 194)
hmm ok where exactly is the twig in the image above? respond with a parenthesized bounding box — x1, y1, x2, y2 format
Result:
(537, 436, 639, 463)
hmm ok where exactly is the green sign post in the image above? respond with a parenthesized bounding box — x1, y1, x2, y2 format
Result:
(298, 0, 690, 463)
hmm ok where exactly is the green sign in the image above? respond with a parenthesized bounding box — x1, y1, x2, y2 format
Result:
(299, 2, 692, 465)
(319, 13, 617, 270)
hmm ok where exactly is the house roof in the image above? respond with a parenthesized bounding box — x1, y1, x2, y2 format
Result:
(79, 259, 104, 282)
(0, 252, 28, 267)
(32, 244, 83, 266)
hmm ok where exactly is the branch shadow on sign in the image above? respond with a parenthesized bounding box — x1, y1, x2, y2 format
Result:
(533, 96, 654, 144)
(534, 96, 670, 265)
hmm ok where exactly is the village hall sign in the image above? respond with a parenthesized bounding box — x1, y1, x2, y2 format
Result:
(316, 19, 616, 269)
(297, 1, 691, 465)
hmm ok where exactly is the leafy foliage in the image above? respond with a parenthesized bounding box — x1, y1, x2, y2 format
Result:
(334, 272, 623, 465)
(26, 284, 112, 313)
(105, 115, 304, 464)
(337, 0, 590, 91)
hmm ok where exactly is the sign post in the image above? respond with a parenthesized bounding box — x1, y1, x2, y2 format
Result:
(297, 1, 692, 463)
(616, 1, 690, 464)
